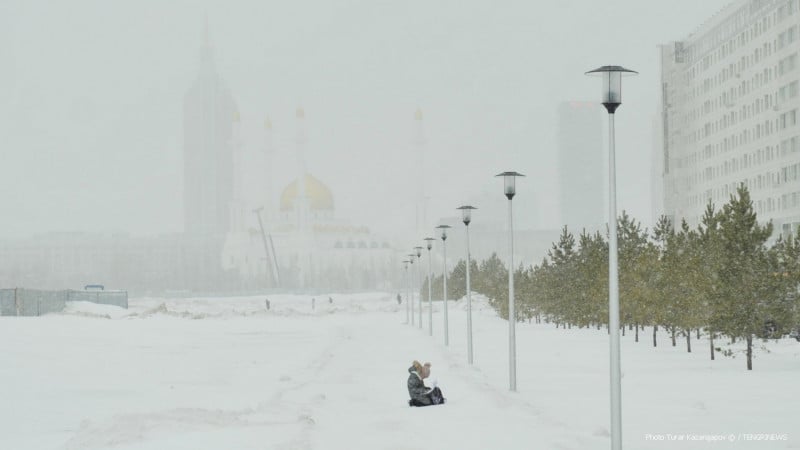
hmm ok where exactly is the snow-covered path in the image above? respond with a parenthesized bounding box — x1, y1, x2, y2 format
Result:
(1, 293, 797, 449)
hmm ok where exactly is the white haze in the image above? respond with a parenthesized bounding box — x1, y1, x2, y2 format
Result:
(0, 0, 731, 240)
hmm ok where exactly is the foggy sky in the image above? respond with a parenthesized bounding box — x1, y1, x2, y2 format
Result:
(0, 0, 731, 240)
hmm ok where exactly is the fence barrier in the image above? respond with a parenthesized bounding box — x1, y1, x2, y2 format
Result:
(0, 288, 128, 316)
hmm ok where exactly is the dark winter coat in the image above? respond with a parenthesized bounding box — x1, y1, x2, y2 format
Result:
(407, 366, 432, 406)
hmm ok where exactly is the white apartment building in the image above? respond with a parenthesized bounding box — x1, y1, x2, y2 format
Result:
(659, 0, 800, 238)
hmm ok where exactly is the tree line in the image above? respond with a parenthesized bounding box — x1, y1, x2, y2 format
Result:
(421, 185, 800, 370)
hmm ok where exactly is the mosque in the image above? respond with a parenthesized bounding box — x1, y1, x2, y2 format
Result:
(183, 25, 397, 290)
(217, 108, 396, 290)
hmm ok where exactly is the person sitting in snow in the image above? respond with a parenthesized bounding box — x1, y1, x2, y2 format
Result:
(407, 360, 445, 406)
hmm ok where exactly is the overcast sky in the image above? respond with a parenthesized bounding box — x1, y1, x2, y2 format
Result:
(0, 0, 732, 240)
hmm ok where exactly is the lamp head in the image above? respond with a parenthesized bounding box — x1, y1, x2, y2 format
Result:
(435, 224, 451, 241)
(424, 237, 435, 250)
(457, 205, 477, 225)
(495, 172, 525, 200)
(585, 65, 638, 113)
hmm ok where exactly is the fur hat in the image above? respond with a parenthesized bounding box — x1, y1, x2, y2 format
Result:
(412, 360, 432, 377)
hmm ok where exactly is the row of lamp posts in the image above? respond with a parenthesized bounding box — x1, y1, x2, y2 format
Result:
(404, 173, 520, 377)
(400, 66, 633, 450)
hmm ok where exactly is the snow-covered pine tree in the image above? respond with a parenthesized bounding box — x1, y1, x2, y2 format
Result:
(697, 201, 723, 360)
(715, 185, 774, 370)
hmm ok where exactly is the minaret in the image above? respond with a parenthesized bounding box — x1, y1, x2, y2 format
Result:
(229, 110, 245, 233)
(295, 107, 310, 232)
(263, 116, 274, 222)
(413, 108, 428, 237)
(295, 107, 311, 289)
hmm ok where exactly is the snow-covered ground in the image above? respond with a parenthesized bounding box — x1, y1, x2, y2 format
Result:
(1, 293, 797, 449)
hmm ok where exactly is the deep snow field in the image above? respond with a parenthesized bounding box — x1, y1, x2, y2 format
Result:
(1, 293, 798, 449)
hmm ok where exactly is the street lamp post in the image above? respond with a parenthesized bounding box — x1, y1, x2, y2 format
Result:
(586, 65, 637, 450)
(408, 254, 416, 327)
(457, 205, 477, 365)
(414, 246, 424, 329)
(435, 224, 451, 345)
(403, 260, 410, 324)
(496, 171, 523, 392)
(424, 237, 436, 336)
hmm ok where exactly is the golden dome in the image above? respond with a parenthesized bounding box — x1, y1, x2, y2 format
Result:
(415, 108, 423, 120)
(280, 174, 334, 212)
(264, 116, 272, 130)
(233, 110, 241, 122)
(296, 107, 305, 119)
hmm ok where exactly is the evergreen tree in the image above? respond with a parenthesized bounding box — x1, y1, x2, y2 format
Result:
(515, 263, 535, 322)
(479, 253, 509, 318)
(546, 226, 578, 326)
(575, 230, 608, 328)
(774, 227, 800, 337)
(697, 202, 724, 360)
(447, 259, 470, 301)
(617, 212, 656, 338)
(715, 185, 774, 370)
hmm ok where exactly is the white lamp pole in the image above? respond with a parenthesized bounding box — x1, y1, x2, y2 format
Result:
(457, 205, 477, 365)
(407, 254, 416, 327)
(435, 224, 451, 346)
(424, 237, 436, 336)
(403, 260, 410, 324)
(414, 247, 424, 329)
(496, 171, 523, 391)
(586, 65, 637, 450)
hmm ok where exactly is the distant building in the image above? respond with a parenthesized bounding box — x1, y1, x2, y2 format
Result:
(659, 0, 800, 238)
(557, 101, 605, 232)
(0, 232, 191, 294)
(0, 22, 396, 294)
(431, 189, 561, 272)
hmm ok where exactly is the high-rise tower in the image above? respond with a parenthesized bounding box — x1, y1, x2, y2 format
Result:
(263, 116, 274, 223)
(557, 101, 605, 231)
(659, 0, 800, 238)
(183, 22, 238, 239)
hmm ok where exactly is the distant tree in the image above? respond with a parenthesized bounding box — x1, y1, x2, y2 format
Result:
(447, 259, 468, 301)
(617, 212, 656, 340)
(515, 263, 535, 322)
(576, 230, 608, 329)
(544, 226, 578, 327)
(478, 253, 509, 318)
(773, 228, 800, 340)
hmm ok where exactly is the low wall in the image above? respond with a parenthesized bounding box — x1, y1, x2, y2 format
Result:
(66, 290, 128, 309)
(0, 288, 128, 316)
(0, 289, 16, 316)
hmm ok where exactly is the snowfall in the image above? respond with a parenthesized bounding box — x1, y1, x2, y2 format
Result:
(1, 293, 798, 450)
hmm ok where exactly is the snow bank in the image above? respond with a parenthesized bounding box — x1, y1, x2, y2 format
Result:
(61, 300, 133, 319)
